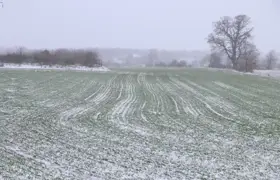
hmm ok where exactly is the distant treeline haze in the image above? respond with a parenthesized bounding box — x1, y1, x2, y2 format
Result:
(0, 48, 102, 67)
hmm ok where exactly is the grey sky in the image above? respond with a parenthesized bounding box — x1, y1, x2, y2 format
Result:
(0, 0, 279, 52)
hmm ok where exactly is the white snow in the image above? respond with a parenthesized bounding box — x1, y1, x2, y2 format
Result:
(202, 67, 280, 78)
(0, 63, 110, 72)
(253, 70, 280, 78)
(1, 68, 280, 179)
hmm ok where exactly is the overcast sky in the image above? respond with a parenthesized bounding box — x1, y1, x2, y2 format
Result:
(0, 0, 279, 52)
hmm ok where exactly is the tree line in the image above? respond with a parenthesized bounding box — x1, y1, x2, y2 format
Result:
(152, 59, 187, 67)
(0, 14, 278, 71)
(202, 50, 278, 71)
(0, 48, 102, 67)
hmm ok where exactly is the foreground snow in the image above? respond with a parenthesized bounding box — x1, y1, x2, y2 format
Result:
(1, 69, 280, 179)
(0, 63, 110, 72)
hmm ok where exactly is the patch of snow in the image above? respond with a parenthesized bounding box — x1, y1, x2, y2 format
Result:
(0, 63, 110, 72)
(200, 67, 245, 75)
(203, 68, 280, 78)
(253, 70, 280, 78)
(201, 67, 280, 78)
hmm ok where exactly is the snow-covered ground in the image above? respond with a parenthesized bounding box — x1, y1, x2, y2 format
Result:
(1, 68, 280, 179)
(0, 63, 110, 72)
(253, 70, 280, 77)
(202, 67, 280, 78)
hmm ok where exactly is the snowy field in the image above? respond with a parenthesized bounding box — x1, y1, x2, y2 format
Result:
(1, 68, 280, 179)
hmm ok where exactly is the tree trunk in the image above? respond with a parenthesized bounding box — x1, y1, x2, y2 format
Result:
(231, 55, 238, 70)
(245, 59, 248, 72)
(232, 61, 238, 70)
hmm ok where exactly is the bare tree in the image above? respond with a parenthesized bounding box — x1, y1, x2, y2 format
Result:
(178, 60, 187, 67)
(200, 54, 210, 67)
(209, 52, 224, 68)
(265, 50, 278, 70)
(238, 43, 259, 72)
(33, 49, 52, 66)
(83, 51, 100, 67)
(207, 14, 255, 70)
(169, 59, 178, 67)
(225, 58, 232, 69)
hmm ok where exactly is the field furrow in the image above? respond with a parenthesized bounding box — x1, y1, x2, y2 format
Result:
(1, 68, 280, 179)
